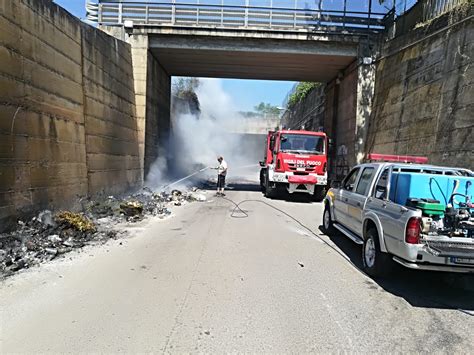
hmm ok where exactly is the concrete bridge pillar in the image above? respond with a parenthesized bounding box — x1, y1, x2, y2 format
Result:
(128, 35, 171, 182)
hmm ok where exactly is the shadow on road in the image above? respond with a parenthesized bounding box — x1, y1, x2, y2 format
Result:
(318, 226, 474, 313)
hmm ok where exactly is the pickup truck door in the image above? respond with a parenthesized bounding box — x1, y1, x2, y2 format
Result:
(333, 167, 361, 228)
(346, 166, 376, 235)
(365, 167, 402, 254)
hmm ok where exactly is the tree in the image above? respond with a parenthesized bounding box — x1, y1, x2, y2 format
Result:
(172, 77, 200, 96)
(254, 102, 281, 117)
(172, 78, 201, 113)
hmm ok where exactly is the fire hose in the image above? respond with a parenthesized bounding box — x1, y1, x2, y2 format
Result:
(158, 164, 259, 191)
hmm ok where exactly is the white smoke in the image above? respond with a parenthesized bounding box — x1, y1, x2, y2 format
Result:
(145, 78, 264, 189)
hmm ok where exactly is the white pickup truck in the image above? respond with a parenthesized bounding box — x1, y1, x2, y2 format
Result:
(323, 162, 474, 277)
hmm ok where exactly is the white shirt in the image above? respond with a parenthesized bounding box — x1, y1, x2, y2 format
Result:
(218, 160, 228, 176)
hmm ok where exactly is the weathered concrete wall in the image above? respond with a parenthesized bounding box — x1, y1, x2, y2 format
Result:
(82, 24, 141, 195)
(231, 117, 280, 134)
(0, 0, 141, 229)
(366, 4, 473, 169)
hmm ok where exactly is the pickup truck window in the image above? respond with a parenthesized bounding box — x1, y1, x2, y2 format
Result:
(374, 168, 390, 200)
(342, 168, 360, 191)
(355, 167, 374, 196)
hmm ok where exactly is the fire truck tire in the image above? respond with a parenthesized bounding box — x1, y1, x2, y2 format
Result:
(312, 186, 326, 202)
(362, 228, 394, 278)
(260, 169, 266, 192)
(264, 179, 277, 199)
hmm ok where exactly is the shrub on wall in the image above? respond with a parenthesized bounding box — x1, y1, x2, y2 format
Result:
(287, 82, 321, 108)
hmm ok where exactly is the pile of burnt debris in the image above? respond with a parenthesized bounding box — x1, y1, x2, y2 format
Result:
(0, 187, 207, 278)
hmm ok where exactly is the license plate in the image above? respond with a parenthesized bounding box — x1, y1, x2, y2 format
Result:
(451, 257, 474, 265)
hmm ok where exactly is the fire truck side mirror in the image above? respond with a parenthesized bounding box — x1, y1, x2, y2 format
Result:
(269, 135, 275, 151)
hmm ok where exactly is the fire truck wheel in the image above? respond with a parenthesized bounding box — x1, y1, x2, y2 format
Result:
(265, 180, 277, 199)
(312, 186, 326, 202)
(260, 169, 266, 192)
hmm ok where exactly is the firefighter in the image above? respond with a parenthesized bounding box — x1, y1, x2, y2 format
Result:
(216, 156, 228, 196)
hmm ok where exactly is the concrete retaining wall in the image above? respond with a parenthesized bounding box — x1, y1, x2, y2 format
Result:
(0, 0, 142, 230)
(366, 5, 473, 169)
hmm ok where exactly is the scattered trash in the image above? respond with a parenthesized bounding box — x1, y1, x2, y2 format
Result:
(120, 201, 144, 217)
(56, 211, 96, 233)
(45, 247, 58, 256)
(189, 192, 207, 202)
(47, 234, 61, 243)
(298, 262, 305, 268)
(1, 184, 205, 278)
(37, 210, 55, 227)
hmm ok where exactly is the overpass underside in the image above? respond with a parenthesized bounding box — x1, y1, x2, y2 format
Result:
(145, 30, 360, 82)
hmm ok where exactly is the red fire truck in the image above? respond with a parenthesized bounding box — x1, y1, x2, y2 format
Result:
(259, 130, 329, 200)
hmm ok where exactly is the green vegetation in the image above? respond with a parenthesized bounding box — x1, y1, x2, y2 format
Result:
(172, 77, 201, 113)
(254, 102, 281, 117)
(287, 82, 321, 108)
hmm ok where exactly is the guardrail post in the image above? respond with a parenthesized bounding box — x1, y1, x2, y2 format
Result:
(221, 0, 224, 26)
(368, 0, 372, 30)
(146, 5, 149, 24)
(172, 0, 176, 24)
(343, 0, 347, 30)
(98, 2, 102, 23)
(293, 0, 297, 29)
(270, 0, 273, 28)
(119, 2, 123, 24)
(245, 0, 249, 27)
(197, 0, 200, 25)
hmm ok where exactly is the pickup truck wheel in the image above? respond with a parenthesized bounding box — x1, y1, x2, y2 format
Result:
(322, 205, 334, 234)
(362, 229, 393, 278)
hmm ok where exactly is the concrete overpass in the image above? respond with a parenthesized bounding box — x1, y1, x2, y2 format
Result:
(143, 29, 360, 82)
(89, 0, 386, 82)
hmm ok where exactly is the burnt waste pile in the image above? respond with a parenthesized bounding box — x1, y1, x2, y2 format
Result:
(0, 187, 207, 278)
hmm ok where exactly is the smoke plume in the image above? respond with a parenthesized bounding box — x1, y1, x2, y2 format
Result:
(145, 78, 264, 189)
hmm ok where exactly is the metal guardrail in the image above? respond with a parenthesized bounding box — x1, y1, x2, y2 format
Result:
(86, 1, 387, 34)
(422, 0, 469, 21)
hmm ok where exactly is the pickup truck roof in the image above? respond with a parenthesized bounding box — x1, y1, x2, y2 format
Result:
(358, 162, 471, 176)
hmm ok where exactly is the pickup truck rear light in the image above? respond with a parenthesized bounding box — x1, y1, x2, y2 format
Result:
(406, 217, 422, 244)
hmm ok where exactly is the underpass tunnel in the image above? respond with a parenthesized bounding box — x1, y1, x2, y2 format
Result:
(130, 30, 375, 184)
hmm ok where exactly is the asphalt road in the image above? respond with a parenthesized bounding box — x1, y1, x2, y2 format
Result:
(1, 179, 473, 353)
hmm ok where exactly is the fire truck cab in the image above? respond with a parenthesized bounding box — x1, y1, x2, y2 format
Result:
(260, 130, 328, 200)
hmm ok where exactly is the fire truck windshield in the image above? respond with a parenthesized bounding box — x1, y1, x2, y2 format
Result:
(280, 134, 325, 155)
